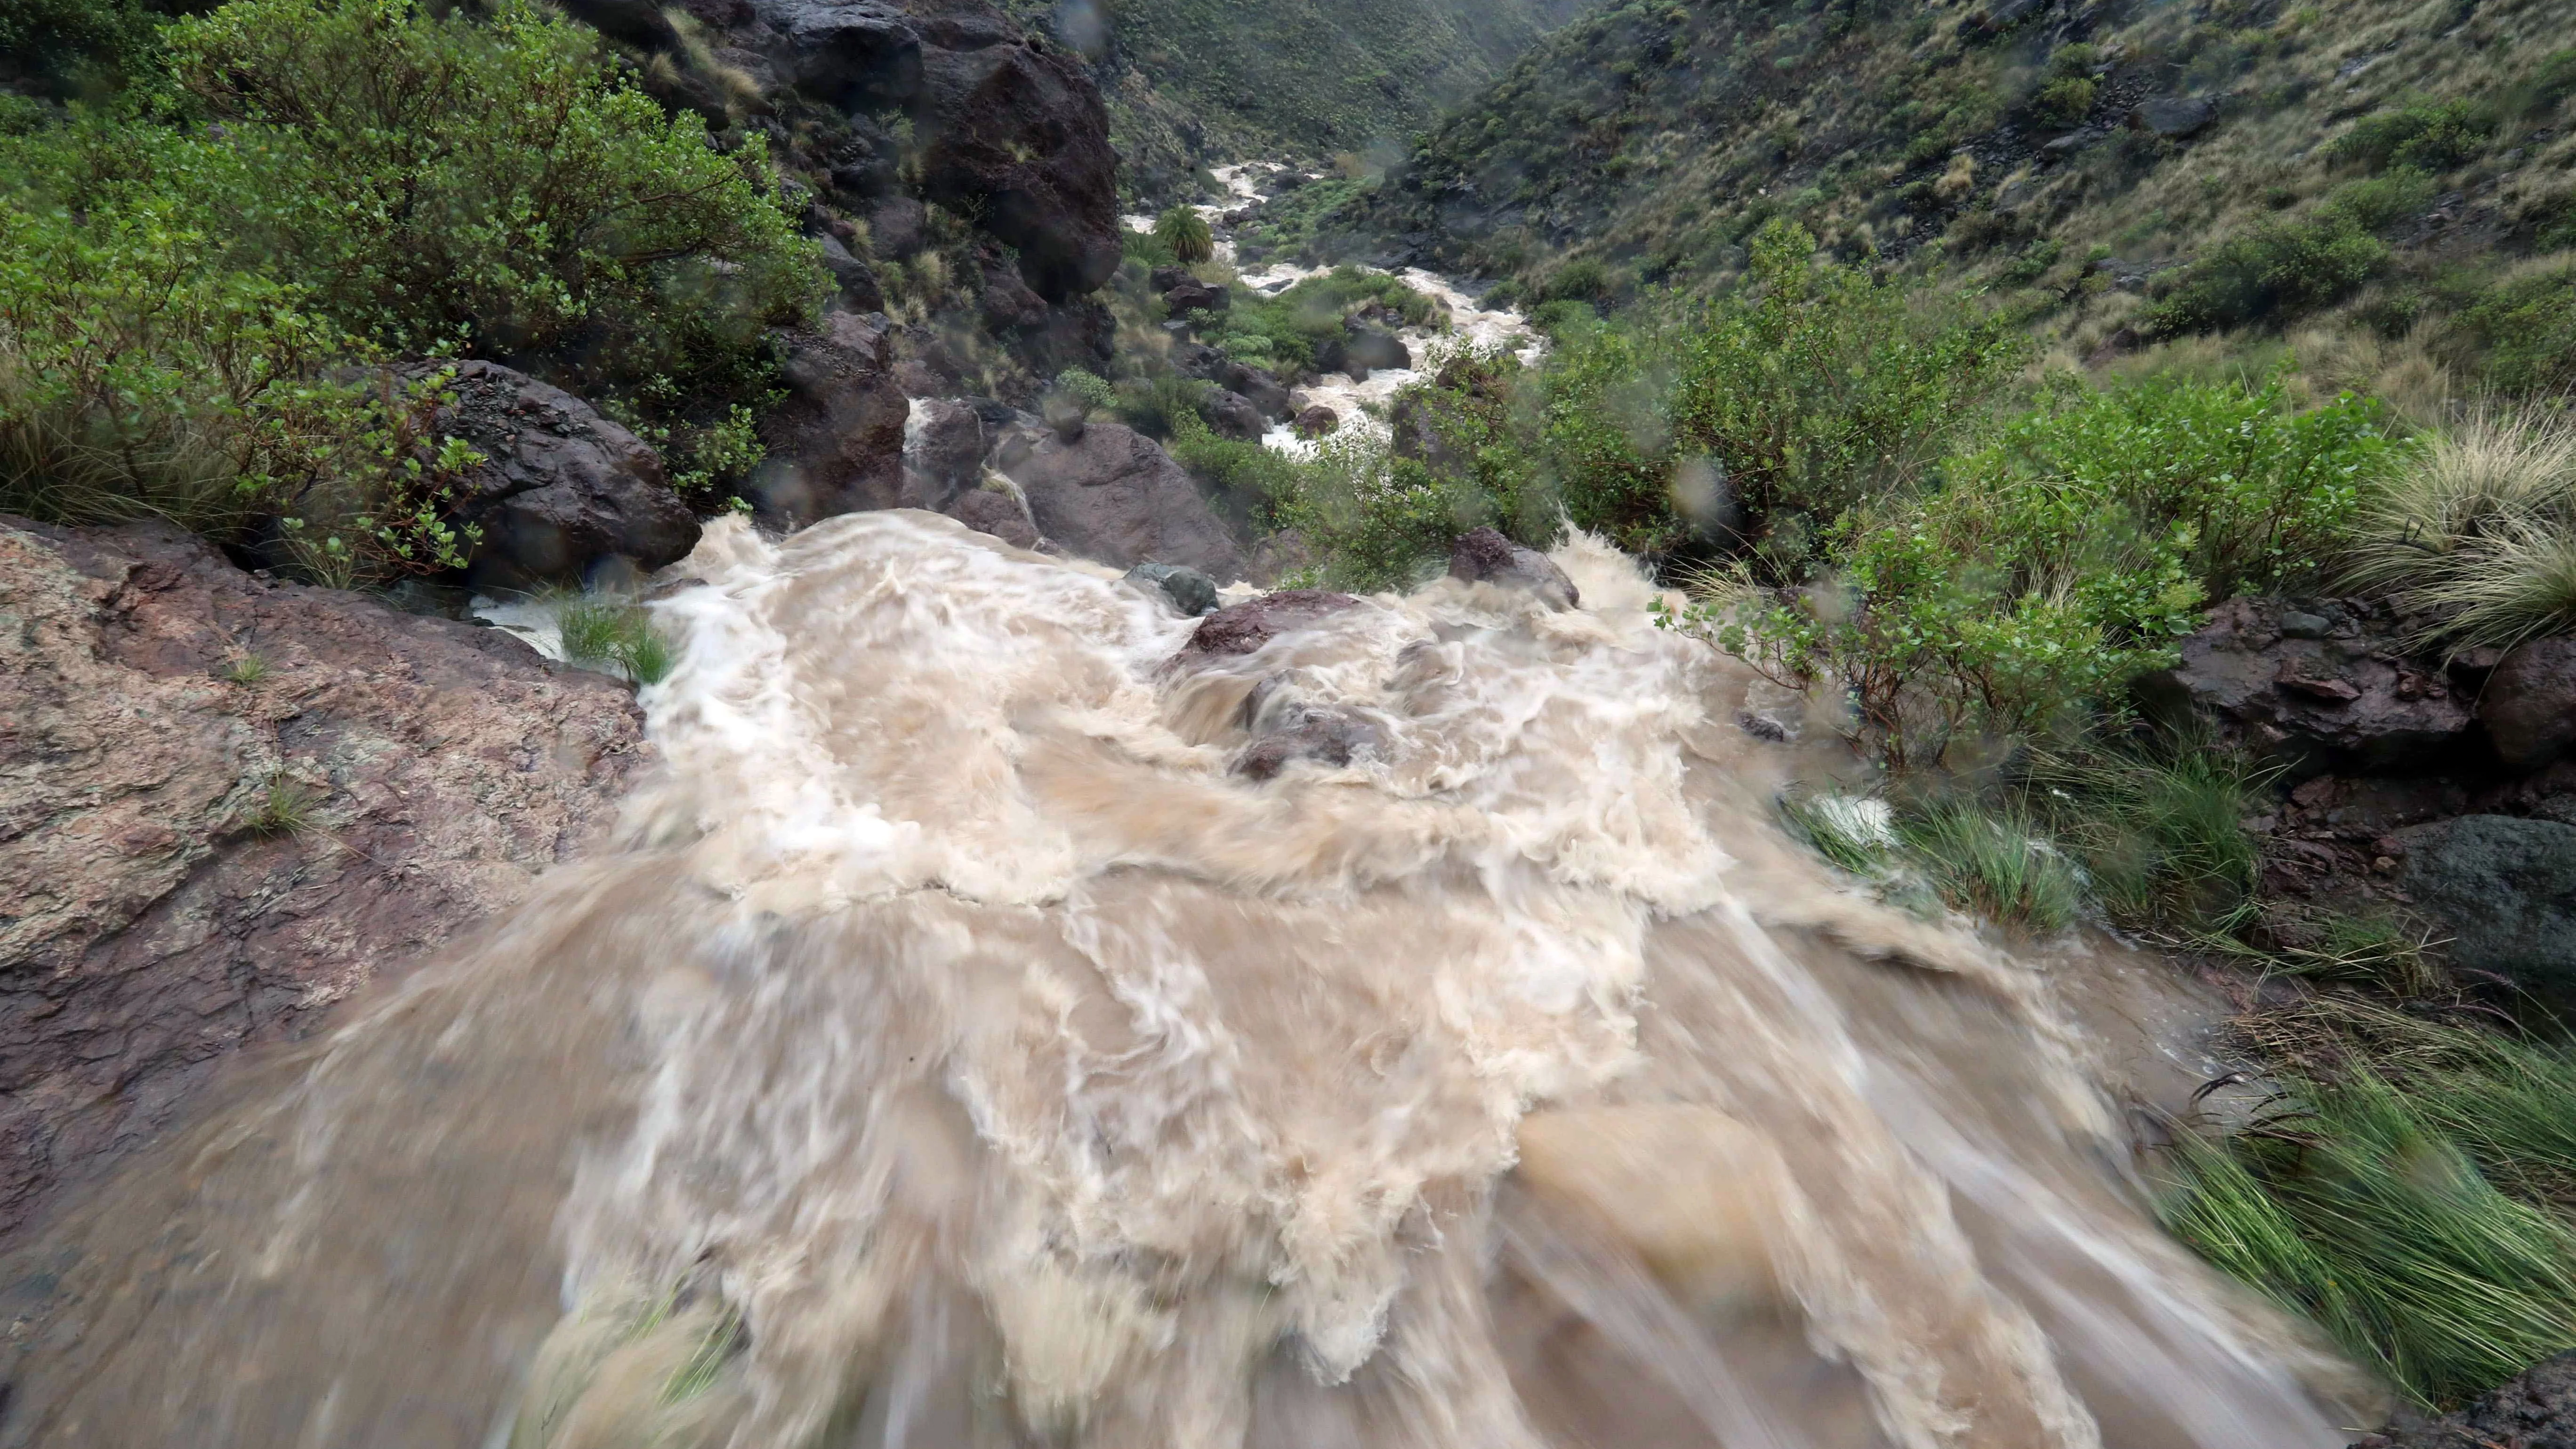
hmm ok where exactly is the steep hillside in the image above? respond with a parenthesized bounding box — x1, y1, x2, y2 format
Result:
(1339, 0, 2576, 398)
(1003, 0, 1590, 198)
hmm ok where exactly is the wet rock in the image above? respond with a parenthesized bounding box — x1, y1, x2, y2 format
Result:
(826, 115, 901, 199)
(746, 0, 923, 108)
(902, 398, 985, 512)
(746, 311, 911, 525)
(867, 194, 927, 259)
(977, 255, 1051, 332)
(1344, 323, 1412, 376)
(1202, 390, 1266, 442)
(997, 422, 1243, 579)
(2356, 1350, 2576, 1448)
(1295, 404, 1341, 439)
(1150, 266, 1196, 294)
(419, 359, 700, 588)
(944, 485, 1044, 550)
(1234, 705, 1385, 780)
(2131, 95, 2217, 138)
(1126, 561, 1221, 616)
(1228, 364, 1293, 422)
(1167, 588, 1365, 671)
(1449, 526, 1579, 611)
(2480, 636, 2576, 771)
(816, 232, 884, 311)
(2137, 596, 2471, 773)
(2397, 815, 2576, 1010)
(0, 518, 647, 1242)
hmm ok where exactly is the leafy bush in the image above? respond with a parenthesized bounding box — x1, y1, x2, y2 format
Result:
(1217, 267, 1442, 376)
(150, 0, 822, 411)
(2321, 168, 2438, 234)
(2032, 75, 2097, 128)
(0, 194, 483, 578)
(2149, 212, 2388, 333)
(2331, 98, 2496, 174)
(1550, 219, 2022, 567)
(2460, 261, 2576, 394)
(0, 0, 180, 94)
(1111, 373, 1210, 439)
(1166, 412, 1303, 531)
(1270, 433, 1474, 591)
(1052, 367, 1120, 412)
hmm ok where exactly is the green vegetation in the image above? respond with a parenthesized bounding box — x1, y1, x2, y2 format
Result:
(246, 773, 320, 837)
(216, 651, 270, 685)
(557, 596, 675, 685)
(1153, 206, 1215, 266)
(2348, 408, 2576, 650)
(2162, 999, 2576, 1408)
(1212, 267, 1443, 379)
(0, 0, 821, 583)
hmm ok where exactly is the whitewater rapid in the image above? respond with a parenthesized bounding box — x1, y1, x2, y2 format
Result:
(0, 515, 2361, 1449)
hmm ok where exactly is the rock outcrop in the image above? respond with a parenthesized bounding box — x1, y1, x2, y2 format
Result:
(2140, 596, 2474, 772)
(2357, 1349, 2576, 1448)
(2481, 636, 2576, 772)
(2397, 815, 2576, 1011)
(0, 519, 647, 1242)
(995, 422, 1244, 580)
(426, 360, 701, 588)
(748, 311, 913, 526)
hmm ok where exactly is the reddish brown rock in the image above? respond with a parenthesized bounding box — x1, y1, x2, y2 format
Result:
(1166, 589, 1365, 673)
(0, 519, 648, 1242)
(2138, 596, 2472, 772)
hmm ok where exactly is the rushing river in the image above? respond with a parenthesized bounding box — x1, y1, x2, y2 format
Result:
(0, 512, 2361, 1447)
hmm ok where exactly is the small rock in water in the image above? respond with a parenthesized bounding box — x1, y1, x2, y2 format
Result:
(1448, 526, 1579, 611)
(1344, 324, 1411, 375)
(1295, 404, 1340, 438)
(1126, 561, 1221, 616)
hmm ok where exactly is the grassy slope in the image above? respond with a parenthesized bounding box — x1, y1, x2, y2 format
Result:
(1340, 0, 2576, 395)
(1006, 0, 1589, 198)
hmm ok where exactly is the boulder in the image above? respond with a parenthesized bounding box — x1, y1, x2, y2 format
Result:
(747, 311, 912, 526)
(1449, 526, 1579, 611)
(1163, 277, 1229, 314)
(1202, 390, 1267, 442)
(1228, 364, 1293, 422)
(826, 115, 901, 199)
(2480, 636, 2576, 771)
(816, 232, 885, 311)
(944, 485, 1045, 551)
(978, 255, 1051, 332)
(2397, 815, 2576, 1009)
(420, 359, 700, 588)
(1150, 266, 1196, 294)
(902, 397, 985, 512)
(1166, 588, 1366, 673)
(2137, 596, 2472, 772)
(1126, 561, 1221, 616)
(2130, 95, 2216, 138)
(997, 422, 1243, 579)
(0, 517, 647, 1243)
(1344, 324, 1413, 376)
(2356, 1351, 2576, 1449)
(1295, 404, 1341, 439)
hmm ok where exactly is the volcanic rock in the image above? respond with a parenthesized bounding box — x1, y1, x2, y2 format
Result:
(996, 422, 1243, 579)
(0, 518, 647, 1242)
(1167, 589, 1366, 672)
(2480, 636, 2576, 772)
(747, 311, 912, 525)
(2397, 815, 2576, 1010)
(420, 360, 700, 589)
(2138, 596, 2472, 772)
(1449, 526, 1579, 610)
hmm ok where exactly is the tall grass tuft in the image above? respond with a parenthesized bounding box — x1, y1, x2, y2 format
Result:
(2028, 737, 2268, 935)
(557, 596, 675, 686)
(1894, 797, 2085, 932)
(2348, 407, 2576, 651)
(2166, 998, 2576, 1408)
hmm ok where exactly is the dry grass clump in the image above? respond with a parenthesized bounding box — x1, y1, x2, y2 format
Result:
(2346, 406, 2576, 649)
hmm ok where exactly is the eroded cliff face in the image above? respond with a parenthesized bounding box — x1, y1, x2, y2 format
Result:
(0, 519, 649, 1241)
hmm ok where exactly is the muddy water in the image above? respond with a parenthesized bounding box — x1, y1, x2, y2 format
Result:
(0, 516, 2360, 1448)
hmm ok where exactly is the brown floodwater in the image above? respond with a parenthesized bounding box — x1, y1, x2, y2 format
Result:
(0, 514, 2367, 1448)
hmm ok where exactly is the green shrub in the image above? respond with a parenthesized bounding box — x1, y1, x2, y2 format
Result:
(1052, 367, 1120, 412)
(1221, 267, 1442, 376)
(2032, 75, 2097, 129)
(1112, 373, 1211, 439)
(0, 193, 483, 578)
(1270, 433, 1475, 592)
(1167, 412, 1303, 531)
(0, 0, 178, 94)
(1551, 219, 2022, 567)
(2331, 97, 2496, 174)
(151, 0, 823, 412)
(2321, 168, 2438, 234)
(2460, 262, 2576, 394)
(2148, 212, 2387, 333)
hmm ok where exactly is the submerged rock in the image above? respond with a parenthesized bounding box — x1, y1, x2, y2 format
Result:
(0, 517, 647, 1243)
(1295, 403, 1341, 438)
(1167, 588, 1365, 672)
(1449, 526, 1579, 610)
(1126, 561, 1221, 616)
(422, 359, 700, 588)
